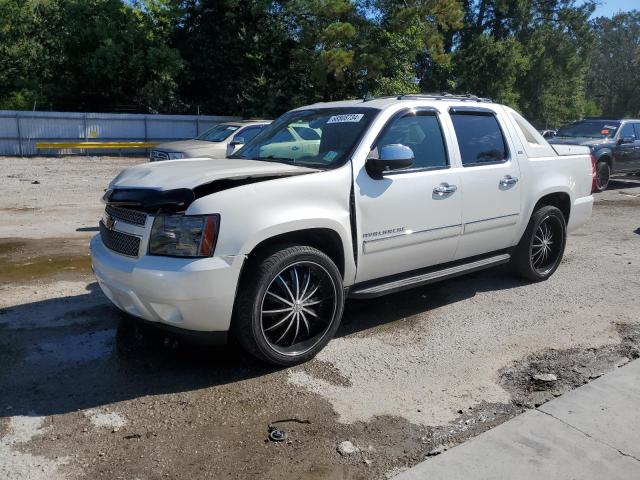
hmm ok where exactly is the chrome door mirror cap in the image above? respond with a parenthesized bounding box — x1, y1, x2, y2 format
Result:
(366, 144, 415, 179)
(380, 144, 415, 163)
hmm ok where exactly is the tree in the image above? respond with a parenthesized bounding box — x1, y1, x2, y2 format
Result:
(450, 0, 595, 127)
(0, 0, 61, 109)
(0, 0, 183, 112)
(587, 11, 640, 118)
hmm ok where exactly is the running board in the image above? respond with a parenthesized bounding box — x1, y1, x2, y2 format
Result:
(349, 253, 511, 299)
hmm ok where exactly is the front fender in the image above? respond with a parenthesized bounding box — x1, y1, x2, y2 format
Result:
(593, 147, 614, 167)
(186, 164, 357, 284)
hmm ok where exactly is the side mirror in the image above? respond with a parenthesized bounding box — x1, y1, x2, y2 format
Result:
(618, 136, 635, 145)
(230, 136, 245, 147)
(366, 144, 414, 179)
(543, 131, 556, 139)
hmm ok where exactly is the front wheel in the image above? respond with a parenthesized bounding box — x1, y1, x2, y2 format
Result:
(233, 245, 344, 366)
(595, 161, 610, 192)
(512, 205, 567, 282)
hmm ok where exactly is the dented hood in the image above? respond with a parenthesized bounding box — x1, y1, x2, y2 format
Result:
(109, 158, 316, 191)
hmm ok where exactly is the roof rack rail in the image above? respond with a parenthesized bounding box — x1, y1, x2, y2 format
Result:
(396, 92, 493, 103)
(361, 94, 397, 102)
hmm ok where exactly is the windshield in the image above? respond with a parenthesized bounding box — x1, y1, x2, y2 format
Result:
(230, 108, 378, 169)
(556, 120, 620, 139)
(196, 124, 240, 142)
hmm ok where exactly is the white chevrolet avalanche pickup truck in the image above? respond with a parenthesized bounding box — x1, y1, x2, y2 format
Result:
(90, 94, 595, 365)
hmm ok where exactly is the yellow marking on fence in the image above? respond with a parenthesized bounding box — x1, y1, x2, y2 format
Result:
(36, 141, 159, 149)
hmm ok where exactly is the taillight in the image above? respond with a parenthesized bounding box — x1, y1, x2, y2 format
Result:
(590, 154, 597, 193)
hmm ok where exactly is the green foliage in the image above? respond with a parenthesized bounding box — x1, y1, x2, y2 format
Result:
(0, 0, 635, 126)
(0, 0, 182, 112)
(452, 0, 596, 128)
(587, 11, 640, 118)
(454, 35, 528, 105)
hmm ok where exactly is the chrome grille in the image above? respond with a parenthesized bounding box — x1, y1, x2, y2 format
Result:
(105, 205, 147, 226)
(150, 150, 169, 162)
(99, 222, 141, 257)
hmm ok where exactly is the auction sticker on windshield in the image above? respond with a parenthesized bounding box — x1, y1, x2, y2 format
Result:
(327, 114, 364, 123)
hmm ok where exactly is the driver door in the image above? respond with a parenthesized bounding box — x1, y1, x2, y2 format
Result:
(614, 123, 638, 172)
(354, 108, 462, 283)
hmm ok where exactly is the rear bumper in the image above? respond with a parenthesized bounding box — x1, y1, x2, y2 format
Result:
(90, 235, 245, 333)
(568, 195, 593, 232)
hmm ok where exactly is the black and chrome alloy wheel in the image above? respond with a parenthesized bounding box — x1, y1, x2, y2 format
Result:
(512, 205, 566, 282)
(234, 245, 344, 365)
(595, 161, 610, 192)
(530, 214, 564, 276)
(260, 261, 338, 356)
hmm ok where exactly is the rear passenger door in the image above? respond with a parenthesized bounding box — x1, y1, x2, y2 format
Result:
(448, 107, 521, 260)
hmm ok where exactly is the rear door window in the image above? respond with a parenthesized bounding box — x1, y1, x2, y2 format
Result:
(450, 112, 508, 166)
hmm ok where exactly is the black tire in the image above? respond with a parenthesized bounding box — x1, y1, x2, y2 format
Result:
(233, 245, 344, 366)
(512, 205, 567, 282)
(595, 161, 610, 192)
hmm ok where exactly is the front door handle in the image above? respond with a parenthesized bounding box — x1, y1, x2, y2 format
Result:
(500, 175, 519, 187)
(291, 146, 300, 151)
(433, 183, 457, 196)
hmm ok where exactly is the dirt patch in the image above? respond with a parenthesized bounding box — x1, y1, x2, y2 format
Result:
(594, 196, 640, 208)
(0, 207, 38, 212)
(297, 360, 352, 387)
(0, 315, 524, 480)
(0, 255, 92, 284)
(0, 238, 92, 284)
(500, 323, 640, 408)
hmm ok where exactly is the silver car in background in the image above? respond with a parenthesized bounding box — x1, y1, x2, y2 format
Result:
(149, 120, 271, 161)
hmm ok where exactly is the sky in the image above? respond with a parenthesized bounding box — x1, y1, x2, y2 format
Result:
(590, 0, 638, 18)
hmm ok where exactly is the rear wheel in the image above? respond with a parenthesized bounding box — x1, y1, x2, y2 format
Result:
(233, 245, 344, 366)
(512, 205, 567, 282)
(595, 161, 610, 192)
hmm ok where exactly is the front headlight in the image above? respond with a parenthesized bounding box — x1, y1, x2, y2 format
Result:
(168, 152, 185, 160)
(149, 214, 219, 257)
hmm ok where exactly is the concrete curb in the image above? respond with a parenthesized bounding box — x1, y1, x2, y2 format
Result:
(394, 359, 640, 480)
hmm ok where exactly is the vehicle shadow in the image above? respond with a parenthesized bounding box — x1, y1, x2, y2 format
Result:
(0, 266, 525, 419)
(338, 264, 525, 338)
(607, 176, 640, 191)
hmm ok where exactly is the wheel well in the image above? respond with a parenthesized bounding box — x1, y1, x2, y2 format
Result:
(598, 154, 612, 167)
(534, 192, 571, 223)
(246, 228, 345, 277)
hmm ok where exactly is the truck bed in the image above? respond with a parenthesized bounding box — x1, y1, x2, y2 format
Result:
(550, 144, 591, 156)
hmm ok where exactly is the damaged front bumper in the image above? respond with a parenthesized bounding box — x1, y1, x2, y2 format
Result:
(90, 235, 244, 335)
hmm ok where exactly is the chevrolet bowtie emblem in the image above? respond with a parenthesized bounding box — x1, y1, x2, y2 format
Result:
(104, 214, 115, 230)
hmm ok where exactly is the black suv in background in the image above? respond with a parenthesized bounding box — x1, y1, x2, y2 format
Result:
(549, 118, 640, 191)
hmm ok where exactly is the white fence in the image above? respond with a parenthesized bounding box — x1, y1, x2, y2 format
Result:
(0, 110, 241, 156)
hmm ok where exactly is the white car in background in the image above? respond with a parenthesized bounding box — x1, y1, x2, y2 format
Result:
(149, 120, 271, 161)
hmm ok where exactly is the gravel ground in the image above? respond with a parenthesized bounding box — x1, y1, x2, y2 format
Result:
(0, 156, 639, 479)
(0, 156, 140, 239)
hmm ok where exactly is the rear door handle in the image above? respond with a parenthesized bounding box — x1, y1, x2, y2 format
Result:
(433, 183, 457, 196)
(500, 175, 519, 187)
